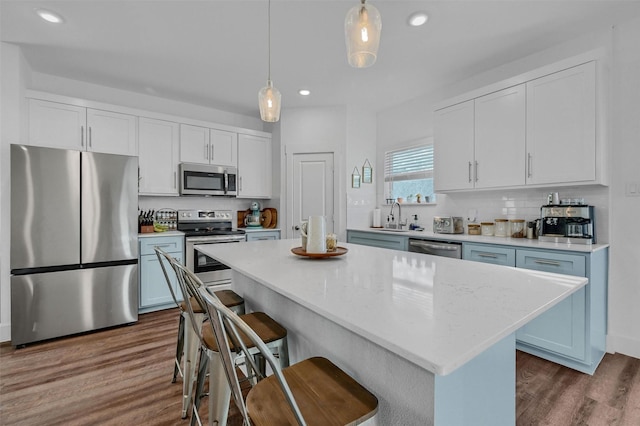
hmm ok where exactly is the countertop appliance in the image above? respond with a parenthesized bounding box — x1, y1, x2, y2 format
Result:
(245, 201, 262, 228)
(178, 210, 246, 289)
(408, 239, 462, 259)
(539, 204, 595, 244)
(179, 162, 237, 196)
(10, 145, 138, 346)
(433, 216, 464, 234)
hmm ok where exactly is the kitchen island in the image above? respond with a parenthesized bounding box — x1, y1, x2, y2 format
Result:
(195, 239, 587, 425)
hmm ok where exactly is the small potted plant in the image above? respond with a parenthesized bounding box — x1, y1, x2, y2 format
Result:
(416, 193, 422, 203)
(407, 194, 415, 203)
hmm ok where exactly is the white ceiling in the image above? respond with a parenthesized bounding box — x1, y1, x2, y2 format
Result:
(3, 0, 640, 119)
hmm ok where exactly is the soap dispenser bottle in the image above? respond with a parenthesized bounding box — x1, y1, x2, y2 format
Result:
(410, 214, 419, 230)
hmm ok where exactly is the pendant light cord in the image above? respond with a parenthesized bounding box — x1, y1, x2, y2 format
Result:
(268, 0, 272, 82)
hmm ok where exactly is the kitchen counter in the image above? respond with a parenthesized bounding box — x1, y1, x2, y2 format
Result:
(195, 239, 587, 425)
(138, 230, 184, 238)
(349, 227, 609, 253)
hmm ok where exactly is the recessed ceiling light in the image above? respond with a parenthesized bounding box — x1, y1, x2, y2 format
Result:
(298, 89, 311, 96)
(408, 12, 428, 27)
(36, 8, 64, 24)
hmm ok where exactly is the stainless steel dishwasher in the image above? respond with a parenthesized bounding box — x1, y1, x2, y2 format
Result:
(408, 239, 462, 259)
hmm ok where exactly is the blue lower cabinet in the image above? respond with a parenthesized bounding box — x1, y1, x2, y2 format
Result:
(464, 243, 608, 375)
(347, 230, 408, 251)
(246, 230, 281, 241)
(139, 235, 184, 313)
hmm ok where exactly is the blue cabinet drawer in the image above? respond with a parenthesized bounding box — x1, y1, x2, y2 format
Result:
(347, 230, 408, 251)
(139, 235, 184, 256)
(516, 250, 586, 277)
(463, 243, 515, 267)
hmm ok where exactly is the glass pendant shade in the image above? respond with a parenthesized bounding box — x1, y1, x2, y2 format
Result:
(258, 80, 281, 122)
(345, 1, 382, 68)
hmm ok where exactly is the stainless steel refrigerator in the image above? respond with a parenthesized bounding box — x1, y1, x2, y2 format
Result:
(10, 144, 138, 346)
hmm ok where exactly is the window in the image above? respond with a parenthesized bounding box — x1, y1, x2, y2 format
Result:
(384, 138, 434, 204)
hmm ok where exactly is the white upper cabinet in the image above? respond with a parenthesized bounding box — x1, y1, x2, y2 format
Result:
(209, 129, 237, 167)
(86, 108, 138, 156)
(526, 62, 596, 185)
(180, 124, 237, 167)
(28, 99, 137, 156)
(474, 84, 526, 189)
(237, 134, 272, 199)
(434, 100, 475, 191)
(138, 117, 180, 196)
(435, 59, 599, 192)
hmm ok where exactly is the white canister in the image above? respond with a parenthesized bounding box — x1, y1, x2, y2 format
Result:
(306, 216, 327, 253)
(300, 220, 308, 250)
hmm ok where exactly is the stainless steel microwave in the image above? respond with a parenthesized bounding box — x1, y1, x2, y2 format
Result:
(179, 163, 237, 196)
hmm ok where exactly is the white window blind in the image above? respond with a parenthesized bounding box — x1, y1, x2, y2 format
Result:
(384, 143, 434, 182)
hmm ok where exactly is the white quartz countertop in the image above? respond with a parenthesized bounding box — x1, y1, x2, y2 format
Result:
(195, 239, 587, 376)
(349, 227, 609, 253)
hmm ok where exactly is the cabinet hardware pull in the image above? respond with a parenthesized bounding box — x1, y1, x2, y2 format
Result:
(210, 144, 214, 160)
(88, 127, 92, 148)
(478, 253, 498, 258)
(534, 259, 562, 266)
(475, 161, 479, 182)
(527, 153, 532, 178)
(468, 161, 472, 183)
(81, 126, 85, 147)
(154, 244, 174, 248)
(173, 171, 177, 189)
(204, 144, 208, 160)
(239, 176, 242, 191)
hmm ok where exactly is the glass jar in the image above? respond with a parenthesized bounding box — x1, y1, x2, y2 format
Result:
(510, 219, 525, 238)
(468, 223, 481, 235)
(494, 219, 509, 237)
(481, 222, 494, 236)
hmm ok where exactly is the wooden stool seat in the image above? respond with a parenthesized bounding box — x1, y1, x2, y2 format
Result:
(200, 311, 288, 352)
(247, 356, 378, 425)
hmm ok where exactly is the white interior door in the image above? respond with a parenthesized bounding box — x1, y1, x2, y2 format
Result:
(287, 151, 334, 239)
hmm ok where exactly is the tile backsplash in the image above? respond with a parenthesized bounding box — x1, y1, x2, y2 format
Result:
(373, 185, 610, 243)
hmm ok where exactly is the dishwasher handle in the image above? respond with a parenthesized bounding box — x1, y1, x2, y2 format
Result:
(409, 240, 460, 251)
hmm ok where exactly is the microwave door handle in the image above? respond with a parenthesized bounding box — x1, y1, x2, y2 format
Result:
(224, 170, 228, 194)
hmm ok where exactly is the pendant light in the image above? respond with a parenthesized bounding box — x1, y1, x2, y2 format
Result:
(344, 0, 382, 68)
(258, 0, 281, 122)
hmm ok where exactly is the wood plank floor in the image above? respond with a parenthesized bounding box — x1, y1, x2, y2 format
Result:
(1, 308, 639, 425)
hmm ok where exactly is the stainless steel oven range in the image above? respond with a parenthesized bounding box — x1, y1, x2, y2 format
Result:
(177, 210, 245, 289)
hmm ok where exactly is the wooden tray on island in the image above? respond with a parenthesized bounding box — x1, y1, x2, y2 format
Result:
(291, 246, 348, 258)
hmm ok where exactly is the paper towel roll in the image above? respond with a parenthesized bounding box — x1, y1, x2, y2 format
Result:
(373, 208, 381, 227)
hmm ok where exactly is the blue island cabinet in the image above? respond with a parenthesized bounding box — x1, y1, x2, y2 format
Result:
(463, 242, 608, 375)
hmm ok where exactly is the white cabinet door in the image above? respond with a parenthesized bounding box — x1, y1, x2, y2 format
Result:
(526, 62, 596, 185)
(28, 99, 86, 150)
(210, 129, 237, 167)
(138, 117, 180, 195)
(180, 124, 209, 164)
(237, 134, 272, 199)
(474, 85, 526, 189)
(86, 108, 138, 156)
(434, 100, 475, 191)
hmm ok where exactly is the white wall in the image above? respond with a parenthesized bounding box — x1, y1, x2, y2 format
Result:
(378, 23, 640, 359)
(0, 42, 29, 342)
(607, 18, 640, 358)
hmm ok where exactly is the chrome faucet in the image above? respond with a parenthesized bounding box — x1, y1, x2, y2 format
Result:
(387, 201, 406, 229)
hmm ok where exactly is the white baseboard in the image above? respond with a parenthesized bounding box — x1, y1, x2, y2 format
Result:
(607, 334, 640, 360)
(0, 323, 11, 344)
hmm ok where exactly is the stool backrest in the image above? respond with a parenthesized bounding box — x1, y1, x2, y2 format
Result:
(154, 247, 182, 310)
(198, 287, 306, 426)
(169, 260, 210, 346)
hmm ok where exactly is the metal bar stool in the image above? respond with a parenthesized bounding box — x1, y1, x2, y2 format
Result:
(154, 247, 245, 419)
(171, 259, 289, 426)
(198, 286, 379, 426)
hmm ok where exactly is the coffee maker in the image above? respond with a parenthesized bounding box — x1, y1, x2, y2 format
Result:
(539, 204, 595, 244)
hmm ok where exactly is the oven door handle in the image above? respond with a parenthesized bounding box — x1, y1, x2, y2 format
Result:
(188, 236, 245, 244)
